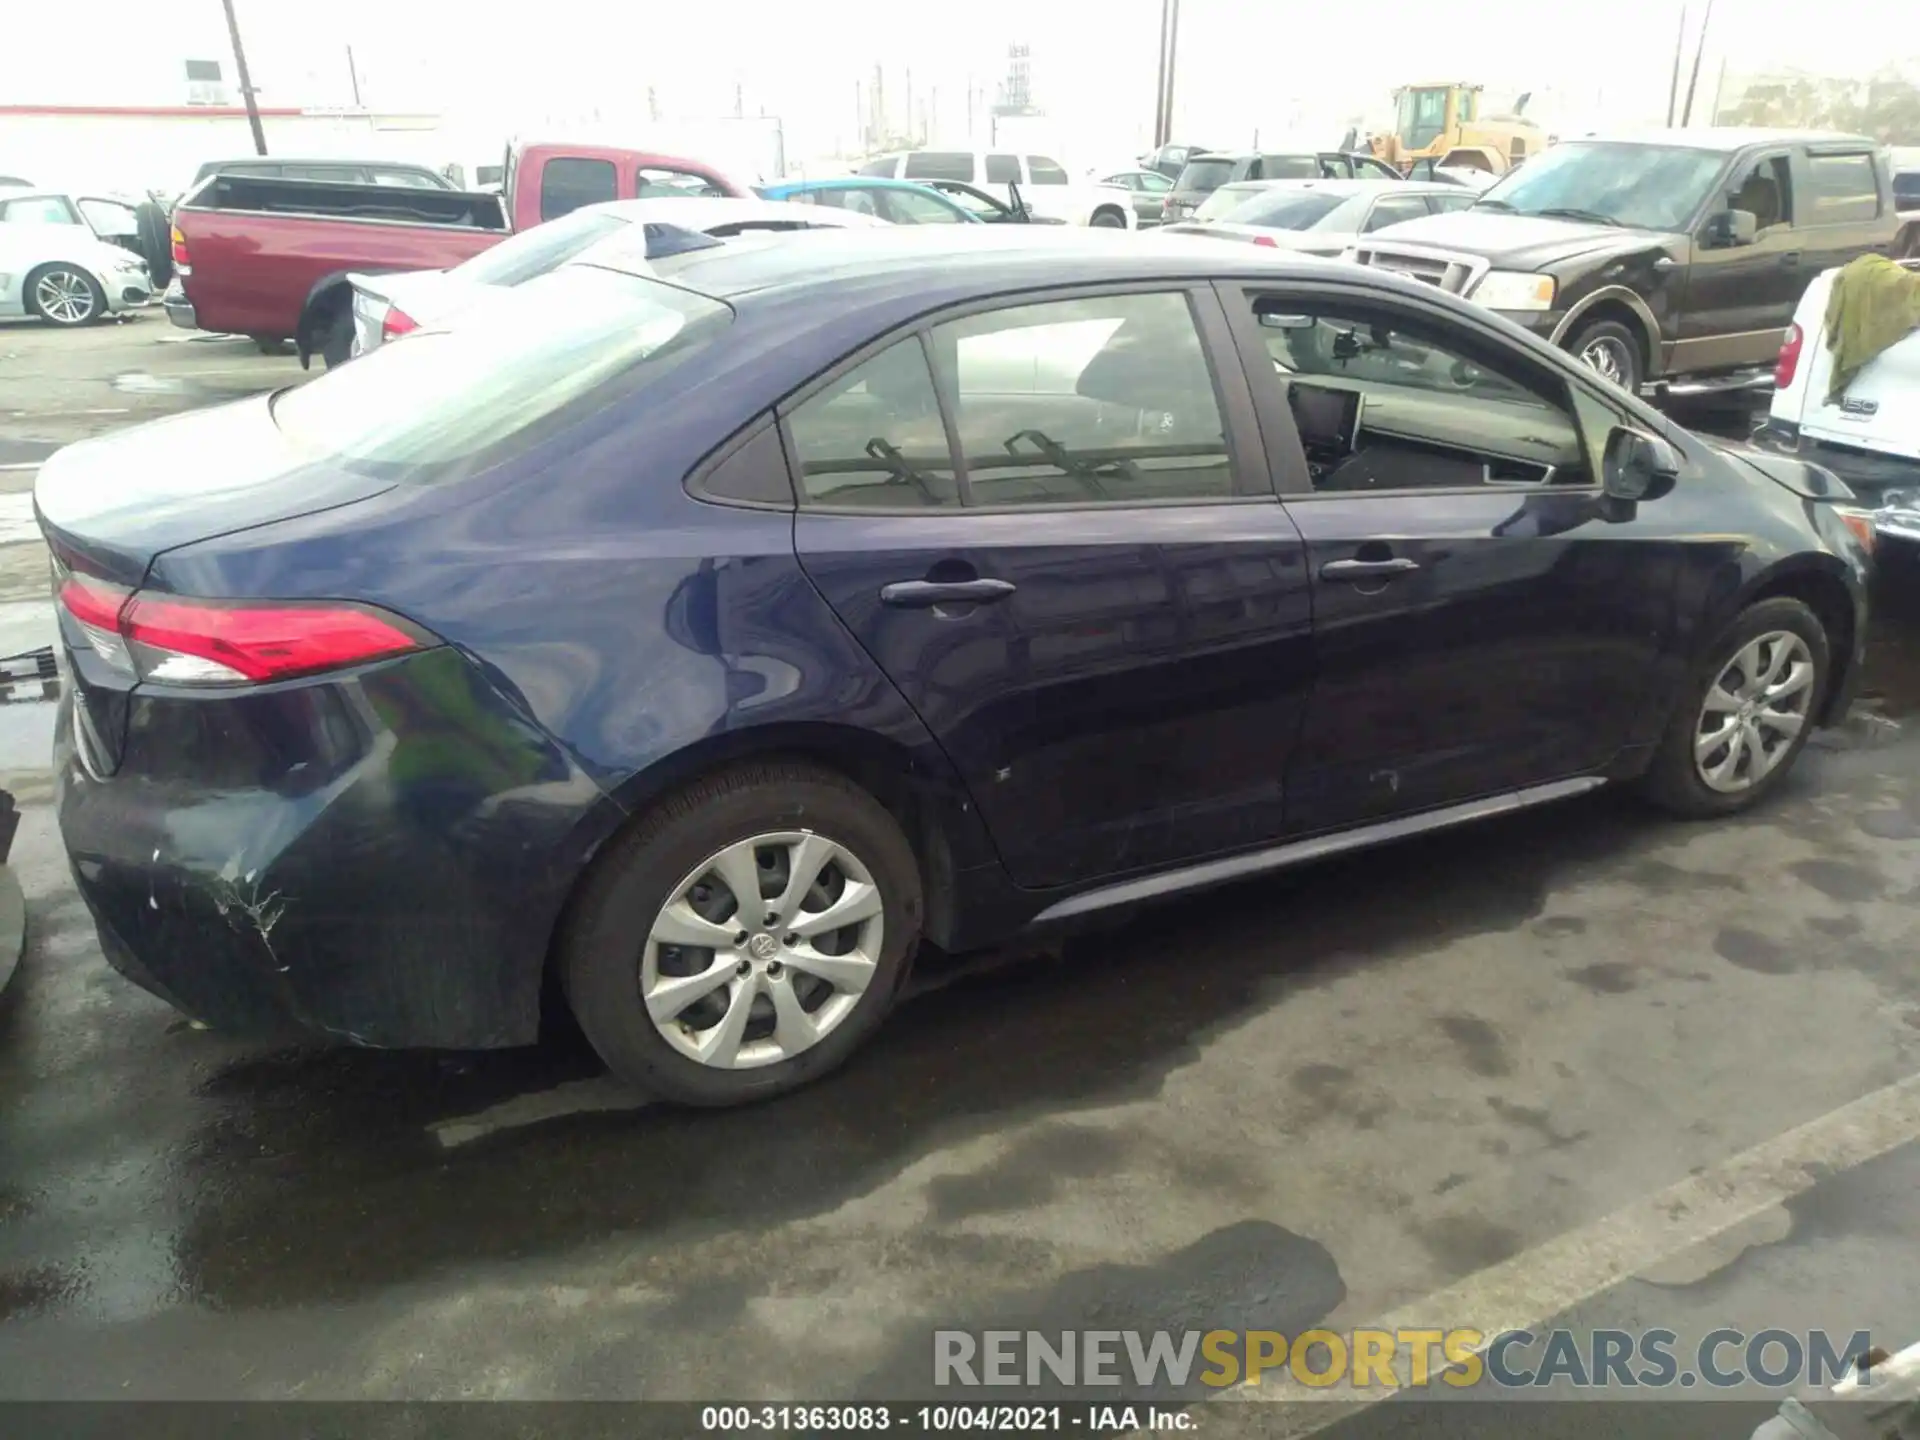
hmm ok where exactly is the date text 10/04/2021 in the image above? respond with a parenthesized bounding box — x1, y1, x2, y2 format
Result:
(701, 1406, 1195, 1432)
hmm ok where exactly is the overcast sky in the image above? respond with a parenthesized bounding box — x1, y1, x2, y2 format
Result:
(39, 0, 1920, 164)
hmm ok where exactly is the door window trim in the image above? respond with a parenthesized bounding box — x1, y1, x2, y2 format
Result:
(773, 280, 1277, 515)
(1214, 279, 1616, 501)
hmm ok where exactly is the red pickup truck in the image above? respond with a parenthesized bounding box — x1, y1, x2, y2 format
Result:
(167, 141, 745, 360)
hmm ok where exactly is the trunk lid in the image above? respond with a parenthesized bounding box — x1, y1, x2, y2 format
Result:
(36, 396, 395, 774)
(1799, 284, 1920, 463)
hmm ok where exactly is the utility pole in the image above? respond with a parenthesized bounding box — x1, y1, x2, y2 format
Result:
(221, 0, 268, 155)
(905, 68, 914, 146)
(928, 86, 938, 146)
(345, 45, 363, 108)
(1152, 0, 1173, 148)
(967, 75, 975, 143)
(1680, 0, 1715, 127)
(1159, 0, 1182, 148)
(1665, 3, 1687, 126)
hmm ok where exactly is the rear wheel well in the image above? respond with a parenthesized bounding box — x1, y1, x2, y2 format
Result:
(538, 733, 954, 1034)
(1743, 566, 1855, 725)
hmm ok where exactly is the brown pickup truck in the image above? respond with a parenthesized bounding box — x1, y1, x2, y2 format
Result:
(168, 140, 744, 361)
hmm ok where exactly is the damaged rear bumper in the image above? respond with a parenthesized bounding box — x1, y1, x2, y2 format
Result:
(55, 647, 623, 1049)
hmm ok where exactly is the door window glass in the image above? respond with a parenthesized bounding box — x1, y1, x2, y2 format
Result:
(883, 188, 963, 223)
(1363, 196, 1431, 232)
(1803, 153, 1879, 224)
(985, 154, 1021, 185)
(1249, 299, 1588, 491)
(1728, 156, 1793, 229)
(931, 292, 1232, 507)
(540, 157, 616, 221)
(77, 198, 138, 236)
(1, 196, 80, 225)
(1028, 157, 1070, 185)
(787, 339, 959, 509)
(903, 152, 976, 182)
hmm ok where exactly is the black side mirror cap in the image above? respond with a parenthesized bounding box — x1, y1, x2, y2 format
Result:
(1603, 427, 1681, 501)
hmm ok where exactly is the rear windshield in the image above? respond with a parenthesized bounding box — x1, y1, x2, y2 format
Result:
(1220, 190, 1347, 228)
(453, 208, 632, 287)
(272, 268, 731, 475)
(1175, 158, 1236, 193)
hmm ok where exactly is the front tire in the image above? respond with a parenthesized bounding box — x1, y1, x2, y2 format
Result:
(1638, 597, 1830, 818)
(560, 763, 923, 1106)
(27, 265, 106, 326)
(1089, 206, 1127, 229)
(1566, 318, 1643, 394)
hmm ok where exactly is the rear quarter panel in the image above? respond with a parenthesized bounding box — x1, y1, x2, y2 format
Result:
(178, 208, 502, 338)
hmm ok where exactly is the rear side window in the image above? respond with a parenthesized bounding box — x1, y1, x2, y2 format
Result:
(1028, 157, 1069, 185)
(1803, 153, 1880, 223)
(540, 158, 616, 221)
(1214, 190, 1344, 228)
(985, 154, 1021, 185)
(453, 207, 631, 286)
(271, 269, 731, 474)
(1255, 155, 1319, 181)
(1364, 195, 1431, 232)
(787, 339, 958, 509)
(904, 152, 975, 182)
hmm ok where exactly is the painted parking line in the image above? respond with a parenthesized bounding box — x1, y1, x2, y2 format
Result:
(0, 492, 38, 545)
(1233, 1069, 1920, 1428)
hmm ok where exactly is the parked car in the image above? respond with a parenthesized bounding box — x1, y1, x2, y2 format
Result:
(760, 176, 989, 224)
(2, 187, 173, 288)
(1757, 257, 1920, 551)
(344, 196, 885, 363)
(0, 191, 155, 325)
(1894, 148, 1920, 213)
(1164, 179, 1476, 253)
(41, 228, 1875, 1105)
(1348, 128, 1912, 398)
(856, 150, 1136, 228)
(1100, 168, 1175, 225)
(166, 140, 747, 355)
(1139, 143, 1212, 181)
(1161, 149, 1405, 223)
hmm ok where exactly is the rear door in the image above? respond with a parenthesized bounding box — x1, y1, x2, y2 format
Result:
(1217, 280, 1676, 833)
(1797, 146, 1893, 276)
(789, 284, 1314, 889)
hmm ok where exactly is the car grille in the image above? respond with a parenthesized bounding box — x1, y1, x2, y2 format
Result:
(1348, 243, 1491, 297)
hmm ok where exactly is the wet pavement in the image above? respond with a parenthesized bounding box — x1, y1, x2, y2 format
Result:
(1, 323, 1919, 1425)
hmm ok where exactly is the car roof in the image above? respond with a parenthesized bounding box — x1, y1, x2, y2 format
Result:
(1564, 127, 1878, 152)
(1214, 178, 1452, 196)
(766, 176, 950, 193)
(577, 196, 880, 226)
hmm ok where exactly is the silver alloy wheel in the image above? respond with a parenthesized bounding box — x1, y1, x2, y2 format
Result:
(1579, 335, 1630, 386)
(642, 829, 884, 1069)
(33, 268, 97, 325)
(1693, 630, 1816, 793)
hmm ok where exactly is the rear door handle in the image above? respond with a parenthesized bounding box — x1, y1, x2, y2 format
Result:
(880, 579, 1017, 607)
(1320, 557, 1421, 581)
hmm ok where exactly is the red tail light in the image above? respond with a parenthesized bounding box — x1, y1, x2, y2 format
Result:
(1252, 234, 1279, 248)
(381, 306, 418, 341)
(170, 224, 190, 273)
(1775, 323, 1803, 390)
(58, 574, 427, 687)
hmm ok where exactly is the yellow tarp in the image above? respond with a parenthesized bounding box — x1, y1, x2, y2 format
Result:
(1823, 254, 1920, 405)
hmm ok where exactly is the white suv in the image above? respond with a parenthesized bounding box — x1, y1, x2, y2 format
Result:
(857, 151, 1136, 229)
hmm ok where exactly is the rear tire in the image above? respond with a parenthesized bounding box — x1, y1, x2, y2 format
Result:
(318, 310, 353, 369)
(1089, 206, 1127, 229)
(1637, 597, 1830, 818)
(560, 763, 923, 1107)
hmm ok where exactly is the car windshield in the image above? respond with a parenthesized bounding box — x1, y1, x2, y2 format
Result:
(1474, 142, 1727, 230)
(272, 268, 732, 475)
(452, 208, 633, 287)
(1222, 190, 1348, 229)
(1175, 158, 1236, 194)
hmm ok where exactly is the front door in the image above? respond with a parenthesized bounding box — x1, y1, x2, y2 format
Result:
(1675, 151, 1803, 373)
(1218, 283, 1677, 834)
(789, 285, 1315, 889)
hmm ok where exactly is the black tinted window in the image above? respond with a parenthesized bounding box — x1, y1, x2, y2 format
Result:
(1175, 158, 1236, 193)
(904, 152, 975, 182)
(788, 339, 958, 509)
(1029, 157, 1070, 185)
(540, 157, 616, 221)
(985, 154, 1021, 184)
(1255, 155, 1319, 180)
(1803, 153, 1880, 224)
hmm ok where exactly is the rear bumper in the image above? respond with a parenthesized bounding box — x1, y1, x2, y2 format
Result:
(162, 278, 197, 330)
(56, 646, 622, 1049)
(1755, 422, 1920, 544)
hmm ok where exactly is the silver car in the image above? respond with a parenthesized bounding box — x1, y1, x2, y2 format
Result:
(0, 190, 154, 326)
(346, 196, 886, 362)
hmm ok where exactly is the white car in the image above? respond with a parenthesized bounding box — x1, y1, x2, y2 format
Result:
(855, 151, 1137, 229)
(345, 196, 885, 362)
(1163, 179, 1474, 255)
(1760, 258, 1920, 548)
(0, 190, 154, 325)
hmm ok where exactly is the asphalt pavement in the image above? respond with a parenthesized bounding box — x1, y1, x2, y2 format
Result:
(1, 316, 1917, 1437)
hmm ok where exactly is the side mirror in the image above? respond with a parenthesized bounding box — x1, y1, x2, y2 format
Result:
(1706, 208, 1758, 248)
(1603, 427, 1681, 501)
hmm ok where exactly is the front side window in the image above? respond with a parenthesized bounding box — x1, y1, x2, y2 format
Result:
(1249, 299, 1588, 492)
(1363, 195, 1431, 232)
(931, 292, 1232, 507)
(903, 152, 975, 182)
(882, 188, 963, 224)
(540, 157, 616, 221)
(1803, 153, 1880, 224)
(1138, 172, 1172, 193)
(1726, 155, 1793, 230)
(78, 198, 138, 237)
(1, 196, 80, 225)
(787, 339, 958, 509)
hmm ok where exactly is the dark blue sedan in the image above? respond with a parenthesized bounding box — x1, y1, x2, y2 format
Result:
(39, 228, 1874, 1105)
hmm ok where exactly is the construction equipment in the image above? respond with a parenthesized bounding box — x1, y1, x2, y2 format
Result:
(1366, 84, 1549, 177)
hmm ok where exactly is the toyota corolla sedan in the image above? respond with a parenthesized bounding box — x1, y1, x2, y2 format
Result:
(39, 228, 1874, 1106)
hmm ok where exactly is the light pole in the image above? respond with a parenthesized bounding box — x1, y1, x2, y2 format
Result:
(220, 0, 268, 155)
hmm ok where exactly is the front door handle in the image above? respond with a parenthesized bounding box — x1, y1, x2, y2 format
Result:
(1781, 251, 1802, 269)
(880, 578, 1017, 607)
(1320, 557, 1421, 582)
